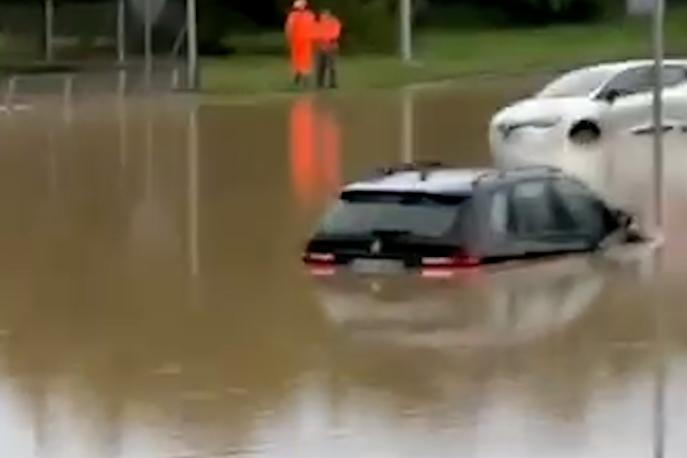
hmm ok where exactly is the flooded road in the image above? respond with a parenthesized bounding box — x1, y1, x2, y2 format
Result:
(1, 80, 687, 457)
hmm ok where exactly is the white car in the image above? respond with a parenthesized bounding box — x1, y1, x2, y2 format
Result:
(489, 60, 687, 157)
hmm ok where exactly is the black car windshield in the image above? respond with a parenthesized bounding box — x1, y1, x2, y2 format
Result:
(318, 192, 469, 239)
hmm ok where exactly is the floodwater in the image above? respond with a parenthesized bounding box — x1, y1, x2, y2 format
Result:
(1, 79, 687, 458)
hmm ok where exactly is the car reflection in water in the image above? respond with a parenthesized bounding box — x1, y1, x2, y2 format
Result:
(310, 245, 656, 350)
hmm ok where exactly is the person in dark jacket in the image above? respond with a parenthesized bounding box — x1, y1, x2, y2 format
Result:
(315, 9, 342, 89)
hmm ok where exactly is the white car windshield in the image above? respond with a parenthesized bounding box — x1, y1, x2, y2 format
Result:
(537, 67, 617, 98)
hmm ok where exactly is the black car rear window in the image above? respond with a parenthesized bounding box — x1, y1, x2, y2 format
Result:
(318, 192, 470, 239)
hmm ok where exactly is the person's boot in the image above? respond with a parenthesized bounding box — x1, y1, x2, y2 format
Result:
(316, 54, 326, 89)
(293, 73, 302, 87)
(328, 65, 338, 89)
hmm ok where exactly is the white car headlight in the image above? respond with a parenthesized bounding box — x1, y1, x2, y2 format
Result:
(496, 117, 562, 139)
(525, 117, 562, 128)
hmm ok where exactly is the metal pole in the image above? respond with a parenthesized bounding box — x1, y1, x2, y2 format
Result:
(399, 0, 412, 62)
(117, 0, 126, 64)
(652, 0, 665, 231)
(62, 75, 73, 125)
(4, 76, 16, 110)
(653, 299, 667, 458)
(171, 67, 180, 90)
(186, 0, 199, 90)
(144, 0, 153, 89)
(145, 103, 153, 198)
(117, 69, 128, 96)
(47, 128, 58, 193)
(651, 246, 666, 458)
(45, 0, 54, 62)
(401, 88, 414, 163)
(187, 107, 200, 276)
(118, 70, 128, 168)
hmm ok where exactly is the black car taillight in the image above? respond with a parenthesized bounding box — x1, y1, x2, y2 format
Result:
(302, 252, 336, 264)
(419, 250, 483, 280)
(302, 251, 338, 276)
(421, 251, 481, 268)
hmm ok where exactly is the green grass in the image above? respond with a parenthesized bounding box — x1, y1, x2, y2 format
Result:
(202, 7, 687, 95)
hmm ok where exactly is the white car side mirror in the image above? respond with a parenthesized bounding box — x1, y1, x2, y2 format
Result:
(602, 89, 622, 104)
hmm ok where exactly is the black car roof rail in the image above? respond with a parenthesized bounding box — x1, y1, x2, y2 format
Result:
(373, 160, 446, 181)
(472, 165, 562, 187)
(502, 165, 562, 175)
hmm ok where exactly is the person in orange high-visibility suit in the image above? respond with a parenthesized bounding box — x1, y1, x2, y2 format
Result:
(315, 9, 342, 89)
(285, 0, 316, 87)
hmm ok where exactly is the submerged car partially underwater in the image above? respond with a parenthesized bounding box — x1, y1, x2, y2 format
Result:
(302, 162, 643, 275)
(489, 60, 687, 157)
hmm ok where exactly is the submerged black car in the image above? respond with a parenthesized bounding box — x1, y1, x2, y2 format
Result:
(303, 163, 643, 274)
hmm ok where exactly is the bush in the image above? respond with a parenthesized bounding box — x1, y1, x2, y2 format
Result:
(317, 0, 396, 53)
(503, 0, 604, 23)
(426, 0, 622, 26)
(222, 0, 397, 55)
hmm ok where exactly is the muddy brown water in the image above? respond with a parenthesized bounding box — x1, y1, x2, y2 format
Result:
(1, 80, 687, 457)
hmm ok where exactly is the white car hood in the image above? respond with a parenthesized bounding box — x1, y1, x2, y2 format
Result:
(491, 96, 603, 127)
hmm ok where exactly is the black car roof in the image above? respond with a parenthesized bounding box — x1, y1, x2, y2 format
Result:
(343, 164, 563, 197)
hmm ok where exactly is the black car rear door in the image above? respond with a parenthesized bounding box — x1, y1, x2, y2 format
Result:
(505, 178, 594, 256)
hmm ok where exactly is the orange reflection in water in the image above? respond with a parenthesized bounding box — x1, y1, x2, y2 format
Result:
(289, 97, 341, 210)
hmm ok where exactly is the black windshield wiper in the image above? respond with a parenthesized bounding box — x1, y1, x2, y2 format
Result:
(318, 230, 429, 242)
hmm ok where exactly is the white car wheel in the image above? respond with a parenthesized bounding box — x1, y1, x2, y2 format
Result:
(569, 120, 602, 144)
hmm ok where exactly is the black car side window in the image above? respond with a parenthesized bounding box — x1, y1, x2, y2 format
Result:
(510, 180, 566, 237)
(552, 178, 606, 239)
(490, 190, 509, 235)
